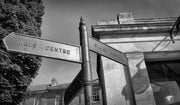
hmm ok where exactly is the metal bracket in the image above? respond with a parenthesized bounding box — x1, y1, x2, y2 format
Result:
(169, 16, 180, 43)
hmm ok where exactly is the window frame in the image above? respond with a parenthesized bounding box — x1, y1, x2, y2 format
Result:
(144, 50, 180, 62)
(92, 86, 100, 103)
(144, 50, 180, 105)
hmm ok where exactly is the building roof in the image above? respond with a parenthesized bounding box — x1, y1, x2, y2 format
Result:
(27, 84, 49, 92)
(92, 17, 179, 38)
(97, 17, 177, 25)
(26, 83, 69, 98)
(26, 79, 99, 99)
(27, 83, 70, 92)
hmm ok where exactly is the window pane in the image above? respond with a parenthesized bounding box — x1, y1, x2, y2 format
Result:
(146, 61, 180, 105)
(92, 87, 100, 102)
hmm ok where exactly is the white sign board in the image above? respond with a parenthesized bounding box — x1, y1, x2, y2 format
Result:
(88, 37, 128, 65)
(3, 32, 81, 63)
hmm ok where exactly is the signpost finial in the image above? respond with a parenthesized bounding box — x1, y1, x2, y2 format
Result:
(80, 16, 83, 21)
(80, 16, 86, 25)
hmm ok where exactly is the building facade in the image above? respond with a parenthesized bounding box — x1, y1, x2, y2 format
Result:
(23, 79, 102, 105)
(92, 16, 180, 105)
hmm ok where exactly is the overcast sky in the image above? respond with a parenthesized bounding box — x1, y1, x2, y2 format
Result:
(31, 0, 180, 85)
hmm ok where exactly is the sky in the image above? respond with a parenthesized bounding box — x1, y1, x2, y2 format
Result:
(31, 0, 180, 85)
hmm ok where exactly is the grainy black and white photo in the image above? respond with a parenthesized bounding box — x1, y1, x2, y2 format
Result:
(0, 0, 180, 105)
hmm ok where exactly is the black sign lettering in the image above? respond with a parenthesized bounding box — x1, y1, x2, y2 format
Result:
(19, 41, 37, 49)
(59, 48, 62, 53)
(46, 46, 49, 51)
(18, 41, 72, 55)
(32, 43, 37, 48)
(67, 50, 70, 55)
(54, 47, 58, 52)
(50, 47, 54, 51)
(63, 49, 66, 54)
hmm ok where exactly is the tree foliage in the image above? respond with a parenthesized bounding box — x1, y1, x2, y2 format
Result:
(0, 0, 44, 104)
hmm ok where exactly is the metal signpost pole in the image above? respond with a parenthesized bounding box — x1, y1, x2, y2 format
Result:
(79, 17, 93, 105)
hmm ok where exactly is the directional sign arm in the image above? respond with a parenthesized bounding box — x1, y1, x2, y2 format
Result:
(64, 70, 83, 105)
(3, 32, 81, 63)
(88, 36, 128, 66)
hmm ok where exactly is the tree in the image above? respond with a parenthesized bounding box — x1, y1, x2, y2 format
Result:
(0, 0, 44, 105)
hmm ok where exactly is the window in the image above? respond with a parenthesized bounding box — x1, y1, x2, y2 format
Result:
(58, 95, 63, 105)
(146, 60, 180, 105)
(55, 95, 63, 105)
(33, 98, 41, 105)
(92, 87, 100, 102)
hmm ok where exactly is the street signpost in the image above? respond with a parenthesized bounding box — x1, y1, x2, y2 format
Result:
(2, 18, 133, 105)
(64, 70, 83, 105)
(3, 32, 81, 63)
(88, 36, 128, 66)
(64, 21, 129, 105)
